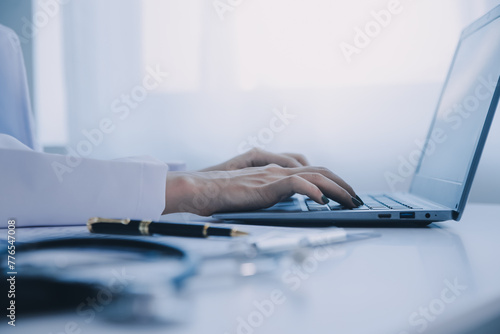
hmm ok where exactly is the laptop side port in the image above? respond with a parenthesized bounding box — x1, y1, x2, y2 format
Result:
(400, 212, 415, 219)
(378, 214, 391, 219)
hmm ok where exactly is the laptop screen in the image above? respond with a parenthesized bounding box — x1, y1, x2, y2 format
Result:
(411, 9, 500, 215)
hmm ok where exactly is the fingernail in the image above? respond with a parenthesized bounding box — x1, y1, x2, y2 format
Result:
(321, 195, 330, 205)
(351, 196, 362, 207)
(355, 195, 364, 205)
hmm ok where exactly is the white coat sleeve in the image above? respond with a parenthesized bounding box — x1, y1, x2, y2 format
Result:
(0, 134, 169, 227)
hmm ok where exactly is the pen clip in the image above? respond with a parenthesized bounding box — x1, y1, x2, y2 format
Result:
(87, 217, 131, 233)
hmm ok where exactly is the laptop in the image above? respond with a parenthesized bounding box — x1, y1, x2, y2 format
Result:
(213, 5, 500, 225)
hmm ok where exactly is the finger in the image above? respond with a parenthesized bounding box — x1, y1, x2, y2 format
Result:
(282, 153, 310, 166)
(251, 150, 303, 168)
(264, 175, 326, 205)
(284, 166, 356, 197)
(295, 172, 357, 208)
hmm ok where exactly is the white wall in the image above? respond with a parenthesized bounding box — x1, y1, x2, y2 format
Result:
(33, 0, 500, 203)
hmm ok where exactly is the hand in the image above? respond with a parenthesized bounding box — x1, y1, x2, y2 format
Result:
(199, 148, 310, 172)
(163, 164, 359, 216)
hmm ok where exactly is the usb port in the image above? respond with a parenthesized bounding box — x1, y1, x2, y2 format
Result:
(378, 214, 391, 219)
(400, 212, 415, 219)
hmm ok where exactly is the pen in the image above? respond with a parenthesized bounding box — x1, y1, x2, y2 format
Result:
(87, 217, 249, 238)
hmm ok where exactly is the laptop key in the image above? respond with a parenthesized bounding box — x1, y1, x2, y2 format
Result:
(305, 200, 330, 211)
(260, 206, 303, 212)
(351, 205, 370, 210)
(364, 202, 389, 209)
(389, 205, 409, 210)
(379, 195, 423, 209)
(327, 203, 345, 210)
(307, 206, 330, 211)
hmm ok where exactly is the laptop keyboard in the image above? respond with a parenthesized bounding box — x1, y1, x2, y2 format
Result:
(305, 195, 421, 211)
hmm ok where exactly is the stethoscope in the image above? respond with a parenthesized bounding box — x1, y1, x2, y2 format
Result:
(11, 236, 199, 286)
(1, 229, 375, 322)
(1, 235, 200, 322)
(1, 233, 304, 322)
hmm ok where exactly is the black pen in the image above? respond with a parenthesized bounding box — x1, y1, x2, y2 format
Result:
(87, 217, 249, 238)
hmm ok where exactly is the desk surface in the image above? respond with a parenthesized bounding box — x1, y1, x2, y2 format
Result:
(3, 203, 500, 334)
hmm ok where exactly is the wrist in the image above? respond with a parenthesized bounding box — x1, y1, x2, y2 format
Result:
(163, 172, 209, 215)
(164, 172, 193, 214)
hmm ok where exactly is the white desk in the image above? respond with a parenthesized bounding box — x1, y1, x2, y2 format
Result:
(3, 203, 500, 334)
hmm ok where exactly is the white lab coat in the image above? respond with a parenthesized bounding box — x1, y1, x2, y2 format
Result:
(0, 24, 169, 227)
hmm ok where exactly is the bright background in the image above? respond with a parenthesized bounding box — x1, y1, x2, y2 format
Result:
(1, 0, 499, 203)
